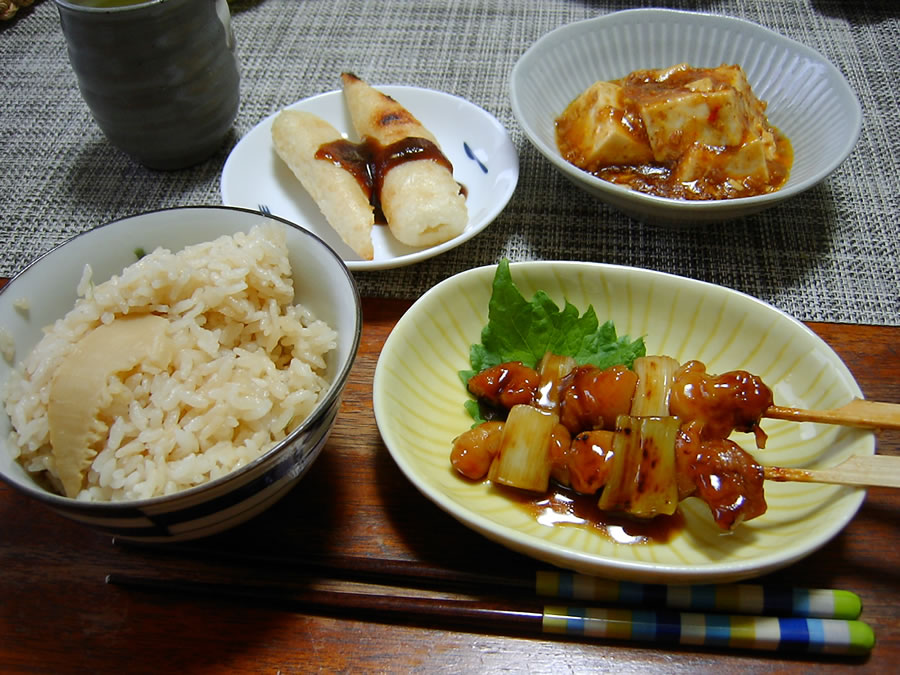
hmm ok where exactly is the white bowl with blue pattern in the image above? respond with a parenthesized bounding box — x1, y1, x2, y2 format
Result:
(0, 206, 361, 542)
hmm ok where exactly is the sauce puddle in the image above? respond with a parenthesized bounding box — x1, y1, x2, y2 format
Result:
(496, 483, 685, 544)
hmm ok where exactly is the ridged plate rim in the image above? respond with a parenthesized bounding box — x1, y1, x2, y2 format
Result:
(509, 9, 862, 224)
(373, 261, 871, 583)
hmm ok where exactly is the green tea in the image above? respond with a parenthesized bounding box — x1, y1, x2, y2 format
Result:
(67, 0, 153, 8)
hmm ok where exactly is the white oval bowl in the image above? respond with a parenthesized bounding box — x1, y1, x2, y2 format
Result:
(373, 261, 872, 583)
(510, 9, 862, 225)
(0, 206, 361, 542)
(222, 86, 520, 270)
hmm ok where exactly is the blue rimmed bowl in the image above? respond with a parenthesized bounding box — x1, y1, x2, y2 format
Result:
(0, 206, 361, 542)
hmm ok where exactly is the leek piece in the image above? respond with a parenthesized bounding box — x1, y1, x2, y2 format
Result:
(630, 355, 679, 416)
(535, 352, 576, 411)
(596, 415, 639, 513)
(597, 415, 680, 518)
(488, 404, 557, 492)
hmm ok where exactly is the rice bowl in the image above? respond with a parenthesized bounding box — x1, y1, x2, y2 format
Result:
(5, 224, 336, 502)
(0, 206, 361, 541)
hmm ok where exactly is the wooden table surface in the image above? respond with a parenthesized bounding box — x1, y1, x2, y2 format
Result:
(2, 296, 898, 674)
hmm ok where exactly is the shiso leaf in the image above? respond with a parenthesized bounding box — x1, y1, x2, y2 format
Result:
(460, 259, 645, 421)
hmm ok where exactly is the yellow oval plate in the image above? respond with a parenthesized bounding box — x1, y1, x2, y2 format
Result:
(373, 262, 872, 583)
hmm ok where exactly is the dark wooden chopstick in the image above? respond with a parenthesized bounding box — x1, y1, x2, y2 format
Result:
(104, 572, 875, 655)
(106, 573, 536, 627)
(110, 538, 864, 621)
(110, 538, 530, 595)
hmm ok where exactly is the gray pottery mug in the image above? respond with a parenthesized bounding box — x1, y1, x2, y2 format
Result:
(54, 0, 240, 170)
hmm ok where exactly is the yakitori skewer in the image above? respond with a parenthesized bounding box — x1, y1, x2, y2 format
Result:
(764, 454, 900, 489)
(455, 355, 900, 530)
(761, 400, 900, 490)
(764, 399, 900, 431)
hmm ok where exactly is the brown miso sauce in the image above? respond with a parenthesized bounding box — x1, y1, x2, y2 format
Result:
(494, 483, 685, 544)
(315, 136, 458, 224)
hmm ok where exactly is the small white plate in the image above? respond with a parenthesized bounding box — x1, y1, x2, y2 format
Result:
(222, 86, 519, 271)
(373, 261, 872, 584)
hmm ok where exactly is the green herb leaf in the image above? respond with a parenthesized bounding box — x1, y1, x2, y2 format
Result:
(460, 259, 646, 415)
(463, 399, 485, 424)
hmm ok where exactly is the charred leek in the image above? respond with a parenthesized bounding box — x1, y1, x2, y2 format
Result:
(535, 352, 576, 411)
(630, 355, 679, 416)
(596, 415, 681, 518)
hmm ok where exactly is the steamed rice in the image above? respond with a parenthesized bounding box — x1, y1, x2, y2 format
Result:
(2, 224, 337, 502)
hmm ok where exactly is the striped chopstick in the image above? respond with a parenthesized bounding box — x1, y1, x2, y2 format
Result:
(105, 574, 875, 656)
(110, 539, 863, 620)
(542, 605, 874, 655)
(535, 571, 863, 621)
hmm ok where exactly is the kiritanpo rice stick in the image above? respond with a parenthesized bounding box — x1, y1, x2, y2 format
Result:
(272, 109, 375, 260)
(341, 72, 468, 247)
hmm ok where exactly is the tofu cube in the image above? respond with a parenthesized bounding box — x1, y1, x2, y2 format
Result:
(555, 81, 653, 171)
(638, 88, 747, 162)
(637, 65, 773, 164)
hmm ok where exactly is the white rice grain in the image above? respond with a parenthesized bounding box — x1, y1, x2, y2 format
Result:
(2, 224, 336, 502)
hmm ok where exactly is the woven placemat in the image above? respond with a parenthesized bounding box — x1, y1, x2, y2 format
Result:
(1, 0, 897, 325)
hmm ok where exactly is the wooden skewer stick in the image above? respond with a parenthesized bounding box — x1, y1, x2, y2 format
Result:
(764, 454, 900, 489)
(765, 398, 900, 431)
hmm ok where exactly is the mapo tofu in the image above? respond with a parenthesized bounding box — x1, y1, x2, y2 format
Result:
(555, 64, 792, 200)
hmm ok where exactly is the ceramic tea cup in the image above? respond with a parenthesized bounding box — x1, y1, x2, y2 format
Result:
(54, 0, 240, 170)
